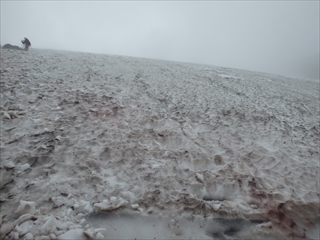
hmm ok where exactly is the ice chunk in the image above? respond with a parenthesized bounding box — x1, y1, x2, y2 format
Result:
(14, 225, 24, 235)
(55, 135, 62, 141)
(152, 164, 160, 169)
(8, 111, 18, 118)
(196, 173, 204, 183)
(212, 203, 221, 211)
(96, 232, 105, 239)
(84, 203, 93, 213)
(41, 215, 61, 234)
(58, 229, 84, 240)
(15, 200, 36, 216)
(32, 118, 41, 123)
(49, 233, 57, 239)
(21, 163, 30, 171)
(3, 161, 15, 169)
(131, 204, 139, 210)
(83, 229, 95, 238)
(110, 196, 117, 203)
(3, 112, 11, 119)
(19, 220, 34, 235)
(94, 198, 128, 211)
(24, 232, 33, 239)
(67, 208, 72, 216)
(11, 231, 19, 240)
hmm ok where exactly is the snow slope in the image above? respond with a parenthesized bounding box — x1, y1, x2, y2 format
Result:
(1, 48, 319, 239)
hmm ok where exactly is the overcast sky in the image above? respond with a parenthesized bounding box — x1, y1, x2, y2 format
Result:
(1, 1, 319, 79)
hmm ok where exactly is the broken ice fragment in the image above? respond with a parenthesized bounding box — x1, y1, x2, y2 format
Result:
(96, 232, 105, 239)
(58, 229, 85, 240)
(55, 135, 62, 141)
(41, 215, 61, 234)
(24, 232, 33, 239)
(84, 203, 93, 213)
(32, 118, 41, 123)
(4, 92, 15, 101)
(212, 203, 221, 211)
(17, 111, 26, 115)
(49, 233, 57, 239)
(94, 198, 128, 211)
(15, 200, 36, 216)
(8, 111, 18, 118)
(4, 161, 15, 169)
(3, 112, 11, 120)
(66, 208, 72, 216)
(11, 231, 19, 240)
(152, 164, 160, 169)
(196, 173, 204, 183)
(20, 163, 30, 172)
(8, 104, 23, 111)
(83, 229, 95, 238)
(131, 204, 139, 210)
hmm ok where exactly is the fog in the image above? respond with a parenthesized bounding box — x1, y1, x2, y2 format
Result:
(1, 1, 319, 79)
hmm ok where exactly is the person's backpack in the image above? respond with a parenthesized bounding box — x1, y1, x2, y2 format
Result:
(26, 38, 31, 46)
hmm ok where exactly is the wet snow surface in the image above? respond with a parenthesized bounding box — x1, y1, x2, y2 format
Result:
(0, 48, 319, 239)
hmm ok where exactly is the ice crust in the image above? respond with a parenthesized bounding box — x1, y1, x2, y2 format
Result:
(0, 48, 319, 239)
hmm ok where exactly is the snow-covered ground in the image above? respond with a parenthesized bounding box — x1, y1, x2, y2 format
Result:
(0, 48, 319, 239)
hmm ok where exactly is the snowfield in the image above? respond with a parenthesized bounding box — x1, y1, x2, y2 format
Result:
(0, 48, 319, 239)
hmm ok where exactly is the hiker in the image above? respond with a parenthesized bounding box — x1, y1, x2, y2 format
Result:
(21, 37, 31, 51)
